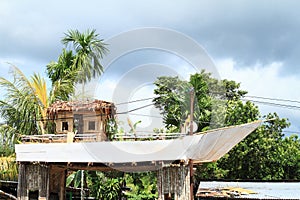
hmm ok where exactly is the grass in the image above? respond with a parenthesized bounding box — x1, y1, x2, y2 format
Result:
(0, 156, 18, 181)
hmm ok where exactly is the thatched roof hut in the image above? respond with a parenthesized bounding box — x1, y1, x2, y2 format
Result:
(46, 100, 116, 141)
(47, 99, 115, 120)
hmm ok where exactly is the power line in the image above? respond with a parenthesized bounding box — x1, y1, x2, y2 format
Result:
(241, 98, 300, 110)
(115, 97, 155, 106)
(245, 95, 300, 104)
(129, 113, 162, 118)
(282, 130, 300, 134)
(2, 95, 300, 130)
(117, 103, 154, 114)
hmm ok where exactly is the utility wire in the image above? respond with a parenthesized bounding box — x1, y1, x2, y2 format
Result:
(0, 102, 156, 123)
(241, 98, 300, 110)
(32, 103, 155, 122)
(2, 95, 300, 128)
(115, 97, 155, 106)
(282, 130, 300, 134)
(245, 95, 300, 104)
(117, 103, 154, 114)
(129, 113, 162, 118)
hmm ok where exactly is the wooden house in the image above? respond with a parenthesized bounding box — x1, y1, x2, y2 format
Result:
(47, 99, 116, 141)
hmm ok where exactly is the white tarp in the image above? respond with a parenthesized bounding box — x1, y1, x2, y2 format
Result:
(15, 121, 261, 164)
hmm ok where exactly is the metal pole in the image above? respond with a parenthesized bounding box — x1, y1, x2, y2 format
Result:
(189, 88, 194, 136)
(81, 170, 84, 200)
(189, 88, 194, 200)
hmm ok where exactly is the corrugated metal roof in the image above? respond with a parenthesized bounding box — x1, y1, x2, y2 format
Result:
(198, 181, 300, 199)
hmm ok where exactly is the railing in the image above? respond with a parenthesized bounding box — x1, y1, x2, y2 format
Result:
(21, 133, 97, 143)
(20, 132, 188, 143)
(113, 132, 187, 140)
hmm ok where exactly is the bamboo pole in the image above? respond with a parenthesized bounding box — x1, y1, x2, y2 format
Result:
(0, 189, 17, 200)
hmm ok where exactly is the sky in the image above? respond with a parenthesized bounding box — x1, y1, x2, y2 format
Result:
(1, 0, 300, 133)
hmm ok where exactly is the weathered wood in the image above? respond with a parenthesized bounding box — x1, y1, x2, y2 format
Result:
(157, 165, 191, 200)
(47, 100, 116, 140)
(17, 163, 49, 200)
(49, 165, 67, 200)
(17, 163, 68, 200)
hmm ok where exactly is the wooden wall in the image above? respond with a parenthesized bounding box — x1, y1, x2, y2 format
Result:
(17, 163, 66, 200)
(55, 111, 108, 141)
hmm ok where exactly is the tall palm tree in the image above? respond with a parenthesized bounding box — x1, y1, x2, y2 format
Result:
(62, 29, 108, 83)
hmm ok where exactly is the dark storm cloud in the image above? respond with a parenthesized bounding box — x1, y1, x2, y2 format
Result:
(1, 0, 300, 75)
(1, 0, 300, 129)
(180, 1, 300, 74)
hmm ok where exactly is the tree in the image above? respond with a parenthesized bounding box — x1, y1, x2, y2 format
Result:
(218, 113, 293, 180)
(153, 71, 300, 181)
(153, 76, 191, 131)
(62, 29, 108, 83)
(0, 65, 71, 144)
(125, 172, 157, 200)
(67, 170, 123, 200)
(0, 66, 48, 137)
(280, 134, 300, 179)
(46, 49, 77, 101)
(153, 70, 248, 132)
(47, 29, 107, 100)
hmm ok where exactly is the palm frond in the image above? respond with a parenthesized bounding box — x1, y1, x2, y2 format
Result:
(61, 29, 108, 83)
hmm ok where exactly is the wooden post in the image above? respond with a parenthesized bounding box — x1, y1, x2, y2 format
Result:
(49, 165, 67, 200)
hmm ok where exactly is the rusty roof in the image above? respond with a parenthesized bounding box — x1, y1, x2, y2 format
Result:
(47, 100, 115, 119)
(197, 181, 300, 199)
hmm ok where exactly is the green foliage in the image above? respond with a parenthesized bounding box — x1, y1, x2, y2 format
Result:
(195, 162, 228, 180)
(218, 113, 293, 180)
(47, 49, 77, 102)
(66, 170, 85, 188)
(153, 76, 191, 132)
(66, 171, 123, 199)
(106, 118, 119, 140)
(125, 172, 157, 200)
(65, 171, 158, 200)
(225, 100, 260, 126)
(0, 66, 46, 137)
(280, 135, 300, 179)
(62, 29, 108, 84)
(153, 70, 248, 132)
(153, 71, 300, 181)
(47, 29, 108, 100)
(88, 171, 121, 200)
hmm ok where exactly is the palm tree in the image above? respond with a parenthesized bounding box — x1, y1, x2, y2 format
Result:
(0, 66, 44, 136)
(62, 29, 108, 84)
(0, 66, 68, 139)
(47, 49, 77, 102)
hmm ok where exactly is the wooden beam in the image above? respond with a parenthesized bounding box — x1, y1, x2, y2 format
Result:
(49, 161, 165, 172)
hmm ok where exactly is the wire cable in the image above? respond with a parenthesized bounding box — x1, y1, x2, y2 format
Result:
(117, 103, 154, 114)
(115, 97, 155, 106)
(245, 95, 300, 104)
(241, 98, 300, 110)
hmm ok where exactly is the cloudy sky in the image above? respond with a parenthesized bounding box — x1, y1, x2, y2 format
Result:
(1, 0, 300, 133)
